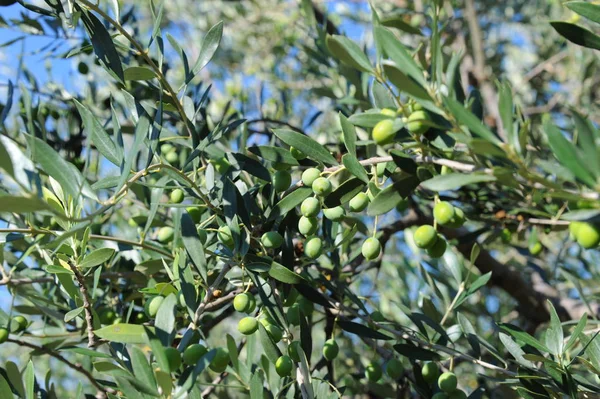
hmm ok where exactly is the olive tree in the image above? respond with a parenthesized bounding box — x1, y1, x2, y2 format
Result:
(1, 0, 600, 398)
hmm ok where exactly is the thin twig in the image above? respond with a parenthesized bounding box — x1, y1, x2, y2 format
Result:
(7, 338, 116, 396)
(68, 262, 99, 348)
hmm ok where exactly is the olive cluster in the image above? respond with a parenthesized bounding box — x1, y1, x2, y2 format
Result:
(0, 315, 28, 344)
(414, 201, 466, 258)
(372, 102, 431, 146)
(422, 362, 467, 398)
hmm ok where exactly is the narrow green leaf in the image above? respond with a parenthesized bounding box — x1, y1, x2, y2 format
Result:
(0, 138, 14, 176)
(130, 347, 157, 393)
(420, 172, 496, 192)
(466, 272, 491, 296)
(544, 117, 596, 187)
(339, 112, 357, 155)
(273, 129, 338, 165)
(545, 301, 564, 355)
(348, 112, 390, 128)
(75, 99, 123, 166)
(444, 97, 502, 145)
(123, 66, 156, 81)
(499, 333, 535, 368)
(383, 62, 431, 100)
(64, 307, 84, 322)
(24, 360, 34, 399)
(269, 186, 312, 220)
(80, 248, 115, 268)
(375, 26, 426, 87)
(566, 2, 600, 24)
(258, 323, 281, 363)
(565, 313, 587, 353)
(342, 154, 369, 183)
(191, 21, 223, 79)
(80, 10, 124, 83)
(499, 323, 552, 353)
(155, 294, 177, 346)
(27, 135, 98, 201)
(498, 81, 518, 151)
(337, 320, 392, 340)
(551, 21, 600, 51)
(247, 146, 299, 166)
(249, 373, 263, 399)
(94, 323, 148, 344)
(269, 262, 307, 284)
(0, 195, 51, 213)
(367, 175, 420, 216)
(181, 211, 207, 283)
(572, 111, 600, 177)
(326, 35, 373, 73)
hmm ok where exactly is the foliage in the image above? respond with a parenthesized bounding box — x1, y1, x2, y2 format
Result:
(1, 0, 600, 398)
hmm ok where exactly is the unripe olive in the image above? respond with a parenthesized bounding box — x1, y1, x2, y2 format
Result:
(262, 231, 284, 249)
(170, 189, 184, 204)
(164, 347, 182, 372)
(165, 151, 179, 164)
(77, 62, 89, 75)
(365, 361, 383, 382)
(349, 192, 369, 212)
(210, 157, 230, 174)
(432, 393, 449, 399)
(217, 226, 234, 249)
(301, 168, 321, 187)
(288, 341, 302, 362)
(183, 344, 208, 365)
(209, 347, 230, 372)
(448, 390, 467, 399)
(362, 237, 382, 260)
(380, 108, 397, 117)
(438, 372, 458, 393)
(427, 235, 447, 258)
(304, 236, 323, 258)
(0, 328, 8, 344)
(99, 309, 117, 325)
(312, 177, 332, 197)
(386, 358, 404, 380)
(501, 228, 512, 243)
(160, 143, 174, 154)
(157, 226, 174, 243)
(323, 338, 339, 361)
(265, 324, 283, 343)
(301, 197, 321, 218)
(447, 207, 466, 228)
(233, 293, 255, 313)
(135, 312, 148, 324)
(275, 355, 293, 377)
(407, 110, 430, 135)
(290, 146, 306, 160)
(272, 162, 290, 171)
(433, 202, 455, 226)
(238, 317, 259, 335)
(529, 241, 543, 256)
(421, 362, 439, 384)
(323, 206, 345, 222)
(576, 222, 600, 249)
(298, 216, 319, 236)
(372, 119, 396, 145)
(186, 206, 203, 223)
(10, 316, 27, 333)
(145, 296, 164, 317)
(569, 221, 583, 237)
(259, 315, 276, 327)
(287, 304, 301, 325)
(273, 170, 292, 193)
(414, 225, 438, 249)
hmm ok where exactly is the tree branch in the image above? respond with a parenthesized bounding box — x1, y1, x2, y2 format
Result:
(68, 262, 100, 348)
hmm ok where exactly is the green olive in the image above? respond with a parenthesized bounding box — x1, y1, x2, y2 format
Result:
(438, 372, 458, 393)
(372, 119, 396, 145)
(286, 304, 301, 325)
(301, 168, 321, 187)
(575, 222, 600, 249)
(186, 206, 203, 223)
(209, 347, 230, 372)
(304, 236, 323, 259)
(323, 206, 345, 222)
(361, 237, 382, 260)
(386, 358, 404, 380)
(365, 362, 382, 382)
(170, 189, 184, 204)
(349, 192, 369, 212)
(265, 324, 283, 343)
(233, 293, 255, 313)
(217, 225, 235, 249)
(298, 216, 319, 236)
(210, 157, 230, 174)
(312, 177, 332, 197)
(273, 170, 292, 193)
(323, 338, 339, 361)
(10, 316, 27, 333)
(421, 361, 439, 384)
(183, 344, 208, 365)
(164, 347, 182, 372)
(165, 151, 179, 164)
(427, 235, 447, 258)
(145, 296, 164, 317)
(261, 231, 284, 249)
(433, 202, 455, 226)
(275, 355, 293, 377)
(407, 110, 430, 135)
(529, 241, 543, 256)
(414, 225, 438, 249)
(157, 226, 174, 243)
(0, 328, 8, 344)
(301, 197, 321, 218)
(380, 108, 397, 117)
(288, 341, 302, 362)
(238, 317, 259, 335)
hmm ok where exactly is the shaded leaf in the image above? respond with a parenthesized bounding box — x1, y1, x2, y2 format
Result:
(551, 21, 600, 51)
(80, 248, 115, 268)
(273, 129, 338, 165)
(326, 35, 373, 73)
(337, 320, 392, 340)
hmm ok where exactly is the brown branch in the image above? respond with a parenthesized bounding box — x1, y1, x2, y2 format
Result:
(7, 338, 116, 397)
(0, 271, 144, 287)
(68, 262, 99, 348)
